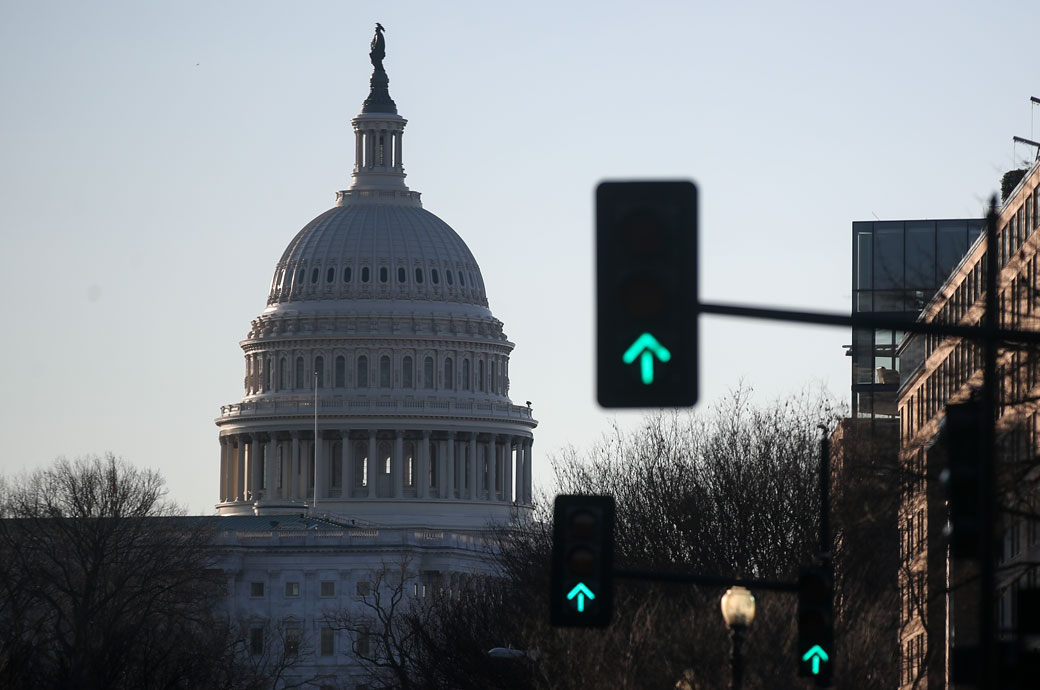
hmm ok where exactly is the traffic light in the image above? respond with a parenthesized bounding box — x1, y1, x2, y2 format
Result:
(798, 565, 833, 684)
(596, 181, 698, 408)
(941, 401, 985, 559)
(550, 494, 615, 627)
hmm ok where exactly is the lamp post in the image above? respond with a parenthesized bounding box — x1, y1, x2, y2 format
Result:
(720, 585, 756, 690)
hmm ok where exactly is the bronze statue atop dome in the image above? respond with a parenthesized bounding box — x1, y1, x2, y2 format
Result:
(370, 23, 386, 72)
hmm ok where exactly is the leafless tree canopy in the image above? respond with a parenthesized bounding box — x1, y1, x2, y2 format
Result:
(0, 454, 309, 690)
(337, 388, 899, 689)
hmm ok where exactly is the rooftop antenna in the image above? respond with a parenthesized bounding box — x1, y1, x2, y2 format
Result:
(1013, 96, 1040, 163)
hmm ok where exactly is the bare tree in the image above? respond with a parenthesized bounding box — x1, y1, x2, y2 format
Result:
(0, 454, 313, 690)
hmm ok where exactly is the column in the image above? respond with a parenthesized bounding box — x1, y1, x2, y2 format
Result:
(445, 432, 453, 497)
(341, 430, 352, 498)
(515, 439, 524, 504)
(249, 434, 262, 501)
(304, 438, 314, 500)
(418, 431, 430, 499)
(367, 431, 377, 498)
(219, 437, 229, 502)
(468, 434, 478, 500)
(355, 130, 363, 170)
(290, 433, 300, 501)
(264, 436, 277, 499)
(487, 435, 497, 501)
(393, 431, 404, 498)
(233, 437, 244, 502)
(524, 440, 533, 504)
(503, 438, 513, 503)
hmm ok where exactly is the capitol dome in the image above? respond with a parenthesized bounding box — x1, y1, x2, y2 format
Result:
(214, 31, 536, 528)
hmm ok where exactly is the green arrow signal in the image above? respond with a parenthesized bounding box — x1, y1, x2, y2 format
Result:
(801, 645, 829, 675)
(621, 332, 671, 385)
(567, 583, 596, 612)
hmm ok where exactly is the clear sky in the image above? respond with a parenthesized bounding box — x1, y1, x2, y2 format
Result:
(2, 1, 1038, 514)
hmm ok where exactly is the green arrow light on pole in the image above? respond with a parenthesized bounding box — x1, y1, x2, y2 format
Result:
(621, 332, 671, 385)
(801, 645, 829, 675)
(567, 583, 595, 612)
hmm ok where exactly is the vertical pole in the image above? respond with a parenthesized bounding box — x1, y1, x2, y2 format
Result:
(818, 428, 830, 558)
(981, 198, 999, 688)
(730, 625, 745, 690)
(312, 370, 319, 515)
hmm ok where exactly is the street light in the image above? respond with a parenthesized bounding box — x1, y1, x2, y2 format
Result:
(720, 586, 756, 690)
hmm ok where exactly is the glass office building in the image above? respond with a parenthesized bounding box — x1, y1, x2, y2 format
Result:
(851, 219, 984, 419)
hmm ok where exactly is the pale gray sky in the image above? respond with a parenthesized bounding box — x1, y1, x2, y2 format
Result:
(2, 1, 1038, 513)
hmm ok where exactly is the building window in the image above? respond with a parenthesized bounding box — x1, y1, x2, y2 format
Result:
(361, 266, 370, 283)
(479, 359, 485, 392)
(356, 581, 370, 596)
(446, 270, 453, 285)
(379, 442, 391, 474)
(444, 357, 454, 390)
(321, 581, 335, 597)
(356, 630, 370, 657)
(402, 356, 413, 388)
(458, 271, 465, 286)
(432, 268, 440, 284)
(326, 267, 335, 283)
(423, 357, 434, 389)
(321, 627, 335, 656)
(295, 356, 305, 389)
(463, 359, 471, 390)
(380, 355, 391, 388)
(285, 628, 301, 657)
(285, 581, 300, 597)
(405, 442, 415, 486)
(357, 356, 368, 388)
(311, 267, 319, 284)
(379, 266, 388, 283)
(279, 357, 288, 389)
(398, 267, 406, 283)
(343, 266, 352, 283)
(249, 627, 264, 656)
(355, 442, 368, 487)
(314, 356, 324, 388)
(250, 582, 265, 597)
(335, 356, 346, 388)
(429, 444, 438, 488)
(415, 268, 424, 284)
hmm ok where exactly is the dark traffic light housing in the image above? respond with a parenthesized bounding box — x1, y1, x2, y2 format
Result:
(941, 401, 985, 559)
(798, 565, 834, 684)
(596, 181, 698, 408)
(550, 494, 615, 627)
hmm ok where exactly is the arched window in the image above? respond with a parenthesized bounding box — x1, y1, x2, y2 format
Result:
(279, 357, 288, 389)
(469, 272, 475, 287)
(444, 357, 454, 390)
(398, 267, 406, 283)
(458, 272, 465, 287)
(295, 356, 305, 389)
(423, 357, 434, 389)
(429, 444, 438, 488)
(379, 266, 388, 283)
(310, 268, 319, 284)
(431, 269, 440, 284)
(378, 441, 391, 474)
(357, 356, 368, 388)
(478, 359, 485, 392)
(405, 442, 415, 487)
(343, 266, 352, 283)
(415, 268, 424, 284)
(326, 267, 335, 283)
(489, 360, 495, 393)
(380, 355, 391, 388)
(402, 356, 413, 388)
(446, 270, 453, 285)
(314, 356, 324, 388)
(463, 359, 471, 391)
(361, 267, 370, 283)
(335, 356, 346, 388)
(354, 442, 368, 487)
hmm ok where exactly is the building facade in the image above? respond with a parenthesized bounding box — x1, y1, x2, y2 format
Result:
(213, 27, 537, 688)
(896, 159, 1040, 689)
(851, 218, 983, 421)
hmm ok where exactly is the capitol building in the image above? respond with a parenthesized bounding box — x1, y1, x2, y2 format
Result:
(212, 26, 536, 688)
